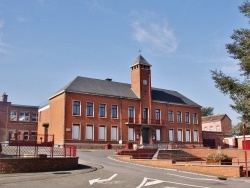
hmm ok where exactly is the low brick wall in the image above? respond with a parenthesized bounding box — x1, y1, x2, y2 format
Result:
(0, 157, 79, 174)
(114, 155, 243, 177)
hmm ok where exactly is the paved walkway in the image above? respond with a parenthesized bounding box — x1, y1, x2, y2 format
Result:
(0, 163, 96, 185)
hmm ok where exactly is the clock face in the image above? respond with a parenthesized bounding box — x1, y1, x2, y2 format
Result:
(143, 79, 147, 85)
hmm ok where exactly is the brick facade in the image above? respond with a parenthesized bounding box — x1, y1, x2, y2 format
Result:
(0, 157, 78, 174)
(0, 93, 38, 142)
(38, 56, 202, 146)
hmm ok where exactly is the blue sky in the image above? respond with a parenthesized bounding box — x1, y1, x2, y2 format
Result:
(0, 0, 247, 125)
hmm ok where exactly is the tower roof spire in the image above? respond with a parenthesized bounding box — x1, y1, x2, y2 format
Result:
(130, 55, 151, 68)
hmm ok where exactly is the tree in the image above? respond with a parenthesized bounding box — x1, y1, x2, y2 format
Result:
(211, 1, 250, 123)
(231, 122, 250, 135)
(201, 107, 214, 116)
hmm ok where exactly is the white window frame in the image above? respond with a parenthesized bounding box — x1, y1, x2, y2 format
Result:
(193, 113, 198, 124)
(156, 129, 161, 141)
(99, 125, 106, 141)
(10, 111, 17, 121)
(72, 124, 81, 140)
(99, 103, 106, 118)
(19, 112, 30, 122)
(73, 101, 81, 116)
(177, 129, 183, 142)
(31, 113, 38, 122)
(185, 112, 190, 124)
(168, 110, 174, 122)
(186, 130, 191, 142)
(177, 111, 182, 123)
(128, 127, 134, 141)
(86, 102, 94, 117)
(155, 109, 161, 120)
(111, 126, 118, 141)
(128, 106, 135, 118)
(194, 130, 199, 142)
(111, 105, 118, 119)
(169, 129, 174, 142)
(86, 125, 94, 140)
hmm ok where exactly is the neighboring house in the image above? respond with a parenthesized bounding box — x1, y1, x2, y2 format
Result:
(0, 93, 38, 142)
(202, 114, 232, 134)
(38, 55, 202, 146)
(202, 114, 232, 148)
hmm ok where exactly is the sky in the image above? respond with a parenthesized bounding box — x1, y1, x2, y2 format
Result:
(0, 0, 248, 125)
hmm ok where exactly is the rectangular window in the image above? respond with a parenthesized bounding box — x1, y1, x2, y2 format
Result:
(8, 130, 16, 140)
(169, 129, 174, 142)
(111, 105, 118, 119)
(194, 130, 199, 142)
(86, 125, 93, 140)
(193, 113, 198, 124)
(177, 111, 182, 123)
(73, 101, 81, 115)
(10, 111, 17, 121)
(185, 112, 190, 123)
(128, 106, 134, 118)
(19, 112, 30, 122)
(143, 108, 148, 123)
(156, 129, 161, 141)
(128, 106, 135, 123)
(23, 131, 29, 141)
(128, 127, 134, 141)
(186, 130, 190, 142)
(86, 102, 94, 117)
(31, 113, 38, 122)
(111, 126, 118, 141)
(216, 125, 220, 132)
(155, 109, 160, 124)
(99, 104, 106, 118)
(30, 131, 37, 141)
(177, 129, 183, 141)
(72, 124, 80, 140)
(99, 125, 106, 140)
(168, 110, 173, 122)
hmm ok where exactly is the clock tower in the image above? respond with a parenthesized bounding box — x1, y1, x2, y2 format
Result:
(130, 55, 152, 121)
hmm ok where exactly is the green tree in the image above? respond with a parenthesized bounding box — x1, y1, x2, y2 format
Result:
(231, 122, 250, 135)
(211, 1, 250, 123)
(201, 107, 214, 116)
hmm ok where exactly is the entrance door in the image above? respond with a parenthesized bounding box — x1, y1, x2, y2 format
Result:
(142, 128, 150, 144)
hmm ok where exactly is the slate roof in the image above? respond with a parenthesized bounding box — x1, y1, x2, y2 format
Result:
(202, 114, 231, 122)
(130, 55, 152, 67)
(50, 76, 200, 107)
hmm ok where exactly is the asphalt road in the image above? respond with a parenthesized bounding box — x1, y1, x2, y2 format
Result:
(0, 150, 250, 188)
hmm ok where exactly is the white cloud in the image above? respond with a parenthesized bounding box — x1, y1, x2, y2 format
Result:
(130, 11, 178, 54)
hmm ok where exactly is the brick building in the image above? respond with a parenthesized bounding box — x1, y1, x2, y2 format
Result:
(202, 114, 232, 148)
(38, 55, 202, 146)
(202, 114, 232, 134)
(0, 93, 38, 142)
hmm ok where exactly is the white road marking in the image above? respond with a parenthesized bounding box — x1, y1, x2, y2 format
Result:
(166, 173, 222, 182)
(136, 177, 211, 188)
(89, 174, 117, 185)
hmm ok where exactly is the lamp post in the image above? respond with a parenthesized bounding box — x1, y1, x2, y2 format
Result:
(243, 123, 248, 177)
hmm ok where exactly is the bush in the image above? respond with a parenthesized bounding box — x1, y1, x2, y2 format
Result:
(207, 152, 231, 162)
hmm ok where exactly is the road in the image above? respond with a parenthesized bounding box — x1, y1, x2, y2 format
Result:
(0, 150, 249, 188)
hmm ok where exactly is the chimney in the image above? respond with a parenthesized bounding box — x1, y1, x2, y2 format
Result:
(2, 92, 8, 102)
(105, 78, 112, 81)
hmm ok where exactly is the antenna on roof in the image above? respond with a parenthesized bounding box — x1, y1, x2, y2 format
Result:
(138, 49, 142, 55)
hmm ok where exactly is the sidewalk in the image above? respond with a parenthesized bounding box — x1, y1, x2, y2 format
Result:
(0, 163, 96, 185)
